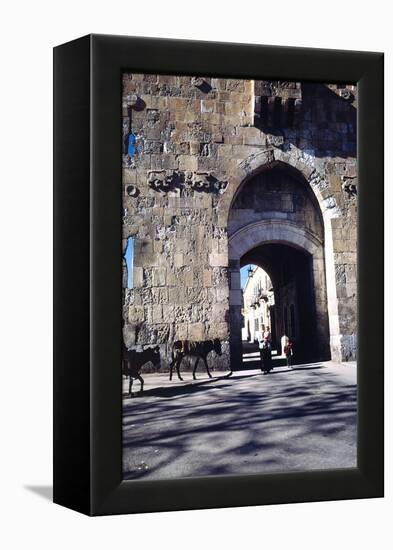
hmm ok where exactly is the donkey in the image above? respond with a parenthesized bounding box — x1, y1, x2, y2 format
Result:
(122, 345, 160, 396)
(169, 339, 222, 381)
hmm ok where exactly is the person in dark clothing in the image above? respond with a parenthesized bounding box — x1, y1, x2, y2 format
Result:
(259, 339, 273, 374)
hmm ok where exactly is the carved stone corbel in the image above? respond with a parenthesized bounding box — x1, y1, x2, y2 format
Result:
(148, 170, 167, 191)
(212, 179, 228, 194)
(341, 176, 357, 198)
(192, 172, 210, 191)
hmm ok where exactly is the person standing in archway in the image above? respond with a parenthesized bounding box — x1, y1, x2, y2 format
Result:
(263, 326, 272, 371)
(258, 327, 272, 374)
(258, 338, 269, 374)
(263, 326, 272, 348)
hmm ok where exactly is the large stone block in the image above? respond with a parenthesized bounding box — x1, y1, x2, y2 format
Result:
(214, 322, 230, 340)
(151, 287, 168, 304)
(203, 270, 212, 287)
(152, 304, 163, 323)
(201, 99, 215, 113)
(189, 141, 200, 155)
(345, 264, 357, 283)
(209, 252, 228, 267)
(128, 305, 145, 324)
(212, 302, 228, 321)
(174, 239, 189, 254)
(239, 126, 266, 146)
(216, 286, 230, 303)
(183, 269, 194, 287)
(162, 304, 176, 323)
(168, 286, 185, 304)
(175, 323, 188, 340)
(166, 269, 179, 287)
(167, 97, 188, 111)
(174, 253, 185, 268)
(123, 323, 138, 347)
(137, 323, 170, 345)
(189, 322, 205, 341)
(217, 144, 233, 158)
(152, 267, 166, 287)
(178, 155, 198, 171)
(133, 267, 144, 288)
(193, 193, 212, 209)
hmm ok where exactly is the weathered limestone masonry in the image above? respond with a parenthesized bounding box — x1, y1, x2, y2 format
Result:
(122, 75, 357, 369)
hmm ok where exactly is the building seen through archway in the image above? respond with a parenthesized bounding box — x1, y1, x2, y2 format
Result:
(241, 265, 274, 345)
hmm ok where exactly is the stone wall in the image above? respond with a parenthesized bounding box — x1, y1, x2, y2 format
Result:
(122, 75, 357, 368)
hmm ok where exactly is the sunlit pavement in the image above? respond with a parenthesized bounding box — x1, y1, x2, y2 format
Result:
(122, 361, 357, 480)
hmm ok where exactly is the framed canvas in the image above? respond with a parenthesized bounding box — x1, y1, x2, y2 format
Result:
(53, 34, 384, 516)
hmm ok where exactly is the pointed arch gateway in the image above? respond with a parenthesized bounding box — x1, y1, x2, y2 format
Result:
(226, 156, 338, 367)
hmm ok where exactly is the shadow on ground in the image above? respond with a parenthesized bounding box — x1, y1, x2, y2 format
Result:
(122, 363, 357, 480)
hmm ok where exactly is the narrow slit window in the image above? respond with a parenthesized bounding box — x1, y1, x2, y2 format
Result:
(124, 236, 134, 289)
(287, 98, 295, 127)
(273, 97, 282, 127)
(260, 96, 268, 123)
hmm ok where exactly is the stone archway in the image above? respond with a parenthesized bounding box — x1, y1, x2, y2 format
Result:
(221, 150, 339, 221)
(226, 160, 336, 367)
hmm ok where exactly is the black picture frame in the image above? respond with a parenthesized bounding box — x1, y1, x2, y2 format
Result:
(53, 34, 384, 516)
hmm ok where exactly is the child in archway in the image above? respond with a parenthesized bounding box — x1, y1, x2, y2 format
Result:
(284, 338, 294, 368)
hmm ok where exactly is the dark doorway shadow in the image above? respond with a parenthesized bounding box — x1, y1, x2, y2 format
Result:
(24, 485, 52, 501)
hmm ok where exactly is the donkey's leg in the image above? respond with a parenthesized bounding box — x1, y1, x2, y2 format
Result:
(169, 357, 174, 381)
(204, 356, 212, 378)
(176, 357, 183, 381)
(137, 374, 144, 394)
(129, 376, 133, 396)
(192, 357, 200, 380)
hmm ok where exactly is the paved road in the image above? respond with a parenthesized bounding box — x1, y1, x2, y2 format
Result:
(122, 361, 357, 480)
